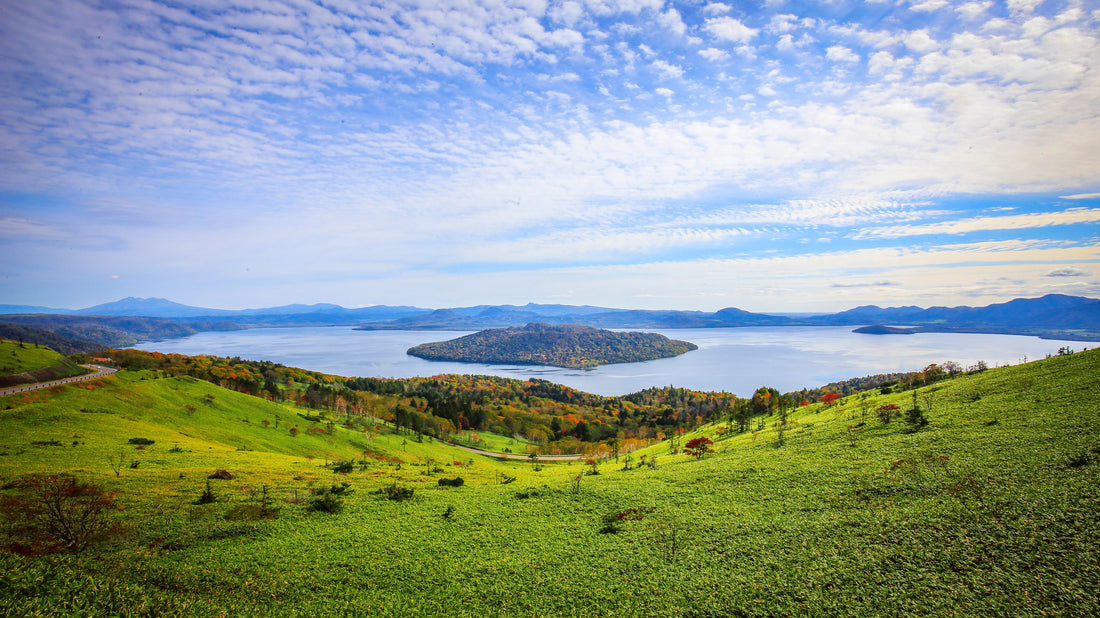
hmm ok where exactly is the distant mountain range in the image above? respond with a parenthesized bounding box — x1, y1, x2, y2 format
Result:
(2, 294, 1099, 345)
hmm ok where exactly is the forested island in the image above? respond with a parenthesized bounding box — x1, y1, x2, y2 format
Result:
(406, 323, 698, 369)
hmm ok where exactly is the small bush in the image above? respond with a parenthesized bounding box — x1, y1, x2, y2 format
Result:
(195, 480, 217, 505)
(329, 460, 354, 474)
(307, 488, 344, 514)
(379, 483, 414, 502)
(127, 438, 155, 446)
(437, 477, 464, 487)
(224, 504, 278, 521)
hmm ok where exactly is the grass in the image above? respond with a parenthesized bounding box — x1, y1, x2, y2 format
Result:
(0, 336, 84, 376)
(0, 347, 1097, 616)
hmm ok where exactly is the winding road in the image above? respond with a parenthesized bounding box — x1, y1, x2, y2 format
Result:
(0, 364, 118, 397)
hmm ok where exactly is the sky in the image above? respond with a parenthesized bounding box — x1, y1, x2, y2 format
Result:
(1, 0, 1098, 313)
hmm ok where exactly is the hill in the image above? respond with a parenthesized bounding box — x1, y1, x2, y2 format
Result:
(0, 339, 89, 387)
(406, 323, 699, 369)
(0, 345, 1097, 615)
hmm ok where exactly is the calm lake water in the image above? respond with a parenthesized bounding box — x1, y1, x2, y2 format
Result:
(132, 326, 1087, 397)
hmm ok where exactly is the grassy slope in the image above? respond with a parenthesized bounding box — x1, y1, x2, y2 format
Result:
(0, 339, 74, 375)
(0, 339, 88, 386)
(0, 349, 1097, 616)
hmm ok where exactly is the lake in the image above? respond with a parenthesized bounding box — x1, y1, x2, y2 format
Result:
(131, 326, 1088, 397)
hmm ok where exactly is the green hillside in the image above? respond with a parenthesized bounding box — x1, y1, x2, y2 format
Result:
(0, 339, 88, 387)
(0, 347, 1097, 616)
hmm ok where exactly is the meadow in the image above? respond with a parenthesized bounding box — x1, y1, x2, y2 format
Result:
(0, 345, 1097, 616)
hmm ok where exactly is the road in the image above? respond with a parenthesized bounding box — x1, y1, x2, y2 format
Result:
(0, 364, 118, 397)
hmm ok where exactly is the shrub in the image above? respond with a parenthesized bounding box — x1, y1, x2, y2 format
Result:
(876, 404, 900, 424)
(329, 460, 354, 474)
(127, 438, 155, 446)
(437, 477, 464, 487)
(379, 483, 414, 502)
(307, 488, 344, 514)
(0, 474, 118, 555)
(195, 480, 217, 505)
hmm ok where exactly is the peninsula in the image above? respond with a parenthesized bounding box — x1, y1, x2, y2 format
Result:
(406, 323, 698, 369)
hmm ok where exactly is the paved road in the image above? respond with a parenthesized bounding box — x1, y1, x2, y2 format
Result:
(0, 364, 118, 397)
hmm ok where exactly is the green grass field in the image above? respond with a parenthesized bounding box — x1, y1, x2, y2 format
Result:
(0, 347, 1097, 616)
(0, 336, 83, 376)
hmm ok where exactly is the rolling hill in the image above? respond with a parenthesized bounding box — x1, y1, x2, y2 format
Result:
(0, 343, 1097, 616)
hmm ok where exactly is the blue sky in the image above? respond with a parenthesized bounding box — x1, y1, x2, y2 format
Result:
(1, 0, 1098, 312)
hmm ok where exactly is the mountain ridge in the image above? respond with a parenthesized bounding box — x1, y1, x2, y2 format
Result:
(3, 293, 1099, 342)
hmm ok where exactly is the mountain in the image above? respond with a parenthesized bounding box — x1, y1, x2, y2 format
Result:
(77, 297, 234, 318)
(4, 294, 1099, 342)
(0, 304, 73, 315)
(810, 294, 1100, 339)
(407, 323, 699, 369)
(358, 304, 799, 330)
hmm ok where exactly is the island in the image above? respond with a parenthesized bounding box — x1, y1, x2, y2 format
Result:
(852, 324, 919, 335)
(406, 323, 698, 369)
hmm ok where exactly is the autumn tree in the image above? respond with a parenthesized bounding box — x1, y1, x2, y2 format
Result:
(683, 436, 713, 459)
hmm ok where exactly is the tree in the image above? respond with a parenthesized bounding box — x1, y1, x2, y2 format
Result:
(0, 474, 118, 554)
(683, 436, 713, 459)
(906, 391, 929, 430)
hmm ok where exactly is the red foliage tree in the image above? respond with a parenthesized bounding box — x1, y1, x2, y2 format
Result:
(683, 436, 714, 459)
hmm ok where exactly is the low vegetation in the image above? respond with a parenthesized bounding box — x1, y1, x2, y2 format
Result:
(0, 341, 1096, 616)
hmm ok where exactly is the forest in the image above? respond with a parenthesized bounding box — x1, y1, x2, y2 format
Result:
(406, 322, 698, 369)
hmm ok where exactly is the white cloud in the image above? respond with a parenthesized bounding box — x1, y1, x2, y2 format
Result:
(1006, 0, 1046, 15)
(868, 50, 895, 73)
(699, 47, 730, 61)
(1045, 267, 1089, 277)
(704, 17, 759, 43)
(909, 0, 949, 12)
(703, 3, 732, 16)
(903, 29, 939, 52)
(550, 1, 585, 26)
(955, 1, 993, 20)
(853, 208, 1100, 239)
(826, 45, 860, 63)
(651, 59, 683, 79)
(658, 8, 687, 37)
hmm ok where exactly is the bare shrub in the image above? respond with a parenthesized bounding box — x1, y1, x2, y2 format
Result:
(0, 474, 119, 554)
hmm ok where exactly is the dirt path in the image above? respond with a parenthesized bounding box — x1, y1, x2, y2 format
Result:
(0, 364, 118, 397)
